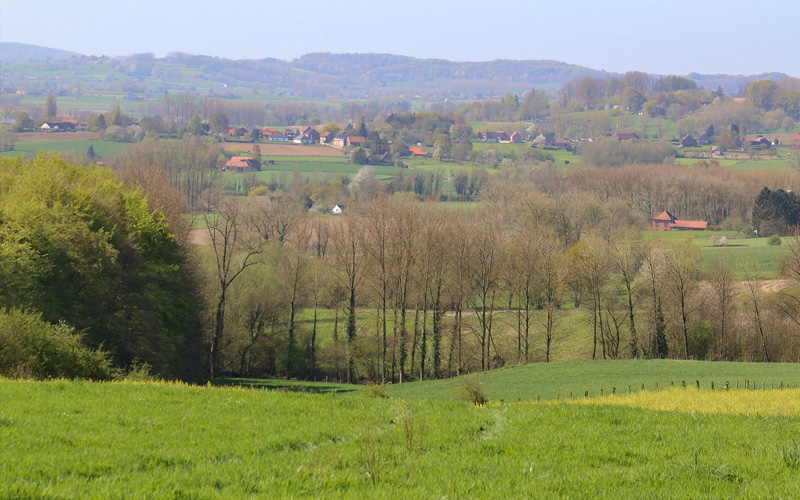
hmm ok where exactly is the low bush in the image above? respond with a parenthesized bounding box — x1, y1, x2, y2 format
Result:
(0, 309, 112, 380)
(454, 376, 488, 405)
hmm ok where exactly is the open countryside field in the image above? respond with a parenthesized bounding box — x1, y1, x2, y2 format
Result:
(5, 363, 800, 498)
(2, 132, 132, 159)
(220, 142, 346, 157)
(646, 230, 790, 279)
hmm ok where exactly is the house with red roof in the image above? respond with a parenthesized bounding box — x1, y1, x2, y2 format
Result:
(651, 210, 707, 231)
(224, 156, 261, 173)
(409, 147, 429, 157)
(320, 131, 334, 144)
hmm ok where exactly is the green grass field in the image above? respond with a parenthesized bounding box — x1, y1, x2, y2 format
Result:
(2, 139, 132, 159)
(4, 369, 800, 498)
(386, 359, 800, 401)
(645, 230, 790, 278)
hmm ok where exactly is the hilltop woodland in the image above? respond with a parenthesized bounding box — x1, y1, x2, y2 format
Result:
(7, 149, 800, 382)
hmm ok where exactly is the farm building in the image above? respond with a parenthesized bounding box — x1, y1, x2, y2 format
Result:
(680, 135, 698, 148)
(224, 156, 261, 173)
(651, 210, 707, 231)
(409, 147, 429, 158)
(612, 132, 640, 141)
(40, 121, 76, 132)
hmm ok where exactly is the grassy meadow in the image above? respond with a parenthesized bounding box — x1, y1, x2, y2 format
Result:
(5, 364, 800, 498)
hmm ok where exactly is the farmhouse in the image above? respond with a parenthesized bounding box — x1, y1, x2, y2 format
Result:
(224, 156, 261, 173)
(744, 135, 771, 149)
(612, 132, 640, 141)
(40, 121, 76, 132)
(651, 210, 708, 231)
(680, 135, 698, 148)
(409, 146, 429, 158)
(346, 136, 364, 147)
(268, 133, 289, 142)
(332, 133, 348, 148)
(509, 131, 522, 143)
(320, 131, 334, 144)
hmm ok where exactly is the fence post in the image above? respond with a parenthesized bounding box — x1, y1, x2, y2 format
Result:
(696, 380, 700, 389)
(600, 389, 603, 396)
(670, 381, 674, 388)
(556, 394, 559, 401)
(640, 383, 645, 391)
(781, 381, 784, 389)
(627, 385, 631, 394)
(612, 387, 616, 395)
(584, 390, 588, 399)
(711, 381, 714, 390)
(569, 391, 572, 400)
(682, 380, 686, 388)
(655, 382, 659, 391)
(537, 395, 540, 402)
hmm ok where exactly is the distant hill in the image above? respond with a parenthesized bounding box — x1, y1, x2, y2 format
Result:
(688, 72, 792, 97)
(0, 42, 82, 62)
(0, 44, 794, 99)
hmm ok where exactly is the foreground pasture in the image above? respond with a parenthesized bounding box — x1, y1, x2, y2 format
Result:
(3, 379, 800, 498)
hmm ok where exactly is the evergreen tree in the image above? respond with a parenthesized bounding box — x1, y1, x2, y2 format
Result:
(87, 145, 96, 161)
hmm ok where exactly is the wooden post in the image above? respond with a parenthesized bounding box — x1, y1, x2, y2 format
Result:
(599, 389, 604, 396)
(612, 387, 616, 395)
(655, 382, 659, 391)
(569, 392, 572, 400)
(640, 383, 645, 391)
(517, 397, 521, 402)
(584, 390, 588, 399)
(537, 395, 540, 402)
(696, 380, 700, 389)
(627, 385, 631, 394)
(682, 380, 686, 388)
(781, 381, 784, 389)
(711, 381, 714, 390)
(746, 380, 749, 390)
(670, 381, 674, 388)
(556, 394, 559, 401)
(736, 380, 739, 389)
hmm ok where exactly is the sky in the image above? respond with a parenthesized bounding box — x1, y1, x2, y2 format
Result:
(3, 0, 799, 77)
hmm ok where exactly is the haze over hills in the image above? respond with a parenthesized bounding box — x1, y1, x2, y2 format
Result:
(0, 42, 792, 98)
(0, 42, 81, 62)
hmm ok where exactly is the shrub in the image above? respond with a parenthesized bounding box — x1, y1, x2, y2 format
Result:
(768, 234, 782, 246)
(0, 309, 112, 380)
(455, 376, 488, 406)
(362, 383, 390, 399)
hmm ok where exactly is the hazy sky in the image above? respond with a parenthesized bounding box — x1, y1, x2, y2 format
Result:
(3, 0, 798, 76)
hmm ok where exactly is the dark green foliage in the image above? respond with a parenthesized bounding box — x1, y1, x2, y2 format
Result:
(752, 187, 800, 236)
(0, 154, 200, 377)
(651, 302, 668, 359)
(688, 320, 714, 360)
(0, 309, 112, 379)
(350, 147, 368, 165)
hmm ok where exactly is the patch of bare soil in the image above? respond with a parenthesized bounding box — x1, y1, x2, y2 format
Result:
(189, 229, 209, 246)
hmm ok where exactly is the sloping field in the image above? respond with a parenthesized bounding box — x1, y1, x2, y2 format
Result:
(3, 377, 800, 498)
(220, 142, 346, 157)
